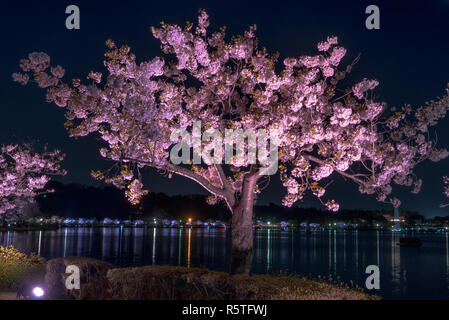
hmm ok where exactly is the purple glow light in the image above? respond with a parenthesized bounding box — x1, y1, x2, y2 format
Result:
(32, 287, 45, 297)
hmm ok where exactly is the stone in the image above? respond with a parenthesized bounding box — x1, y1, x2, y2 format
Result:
(45, 257, 114, 299)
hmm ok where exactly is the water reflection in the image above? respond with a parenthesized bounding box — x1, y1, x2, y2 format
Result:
(37, 231, 42, 256)
(290, 230, 294, 265)
(334, 230, 337, 276)
(267, 229, 271, 273)
(343, 231, 346, 269)
(2, 228, 449, 299)
(354, 230, 358, 278)
(152, 227, 157, 265)
(391, 232, 401, 297)
(328, 230, 331, 273)
(187, 228, 191, 268)
(376, 231, 380, 266)
(445, 232, 449, 288)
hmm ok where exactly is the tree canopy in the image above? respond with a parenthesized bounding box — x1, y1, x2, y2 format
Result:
(13, 10, 449, 212)
(0, 144, 65, 218)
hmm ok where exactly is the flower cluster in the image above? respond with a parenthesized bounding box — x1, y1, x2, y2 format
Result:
(0, 144, 65, 217)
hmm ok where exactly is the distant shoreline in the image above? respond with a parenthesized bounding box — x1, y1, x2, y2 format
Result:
(0, 225, 445, 233)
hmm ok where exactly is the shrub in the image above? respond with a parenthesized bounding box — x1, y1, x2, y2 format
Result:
(45, 257, 114, 299)
(42, 257, 378, 300)
(0, 246, 46, 290)
(106, 266, 378, 300)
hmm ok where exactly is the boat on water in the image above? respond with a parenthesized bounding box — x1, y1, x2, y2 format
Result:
(398, 237, 422, 247)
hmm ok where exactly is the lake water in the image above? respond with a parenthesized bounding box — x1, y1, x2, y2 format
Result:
(1, 227, 448, 300)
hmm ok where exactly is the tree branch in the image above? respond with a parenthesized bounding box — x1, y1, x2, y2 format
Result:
(214, 164, 231, 191)
(120, 157, 236, 211)
(303, 154, 367, 186)
(165, 163, 236, 211)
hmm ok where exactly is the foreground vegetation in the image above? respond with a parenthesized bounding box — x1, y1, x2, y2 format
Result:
(0, 246, 46, 290)
(45, 257, 377, 300)
(106, 266, 377, 300)
(0, 248, 376, 300)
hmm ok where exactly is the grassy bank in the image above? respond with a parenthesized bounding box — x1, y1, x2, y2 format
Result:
(45, 257, 378, 300)
(1, 250, 377, 300)
(105, 266, 377, 300)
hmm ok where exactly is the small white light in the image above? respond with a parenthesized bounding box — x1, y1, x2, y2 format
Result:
(32, 287, 45, 298)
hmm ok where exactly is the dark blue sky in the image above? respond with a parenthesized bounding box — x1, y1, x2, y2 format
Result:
(1, 0, 449, 216)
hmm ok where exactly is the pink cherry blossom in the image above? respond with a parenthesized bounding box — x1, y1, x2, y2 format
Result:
(13, 9, 449, 215)
(0, 144, 65, 218)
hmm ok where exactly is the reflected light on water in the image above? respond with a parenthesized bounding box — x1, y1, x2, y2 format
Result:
(376, 231, 380, 266)
(333, 230, 337, 276)
(267, 229, 271, 273)
(169, 228, 176, 262)
(152, 227, 157, 265)
(446, 232, 449, 286)
(290, 229, 294, 266)
(119, 226, 123, 258)
(6, 231, 11, 247)
(63, 228, 68, 257)
(343, 231, 346, 267)
(354, 230, 358, 274)
(328, 230, 331, 273)
(391, 232, 402, 297)
(37, 231, 42, 256)
(178, 228, 182, 266)
(187, 228, 191, 268)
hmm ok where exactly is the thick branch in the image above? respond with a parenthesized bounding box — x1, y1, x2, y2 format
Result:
(121, 157, 236, 210)
(166, 163, 237, 211)
(303, 154, 367, 186)
(214, 164, 231, 192)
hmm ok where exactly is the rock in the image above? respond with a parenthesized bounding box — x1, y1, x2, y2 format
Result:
(45, 257, 114, 299)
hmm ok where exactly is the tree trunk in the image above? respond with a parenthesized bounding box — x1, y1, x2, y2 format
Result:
(230, 202, 254, 275)
(230, 173, 257, 275)
(1, 213, 6, 228)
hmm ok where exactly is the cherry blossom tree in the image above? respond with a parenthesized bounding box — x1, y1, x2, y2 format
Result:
(14, 10, 449, 274)
(0, 144, 65, 225)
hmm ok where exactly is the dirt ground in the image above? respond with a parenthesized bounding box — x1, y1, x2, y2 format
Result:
(0, 291, 17, 300)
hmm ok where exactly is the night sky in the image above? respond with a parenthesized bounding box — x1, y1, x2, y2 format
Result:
(1, 0, 449, 216)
